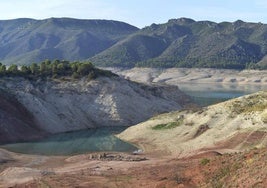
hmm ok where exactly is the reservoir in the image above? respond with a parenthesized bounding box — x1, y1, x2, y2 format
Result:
(0, 127, 137, 156)
(178, 83, 267, 106)
(1, 83, 266, 155)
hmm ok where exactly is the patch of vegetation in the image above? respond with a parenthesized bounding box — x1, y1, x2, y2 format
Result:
(152, 119, 184, 130)
(261, 112, 267, 123)
(209, 160, 243, 188)
(200, 158, 210, 166)
(210, 166, 231, 188)
(229, 93, 267, 115)
(92, 19, 267, 70)
(0, 60, 117, 80)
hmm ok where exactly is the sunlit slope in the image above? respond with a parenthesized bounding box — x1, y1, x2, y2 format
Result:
(118, 91, 267, 156)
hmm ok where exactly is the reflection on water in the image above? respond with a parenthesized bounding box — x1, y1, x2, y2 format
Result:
(178, 83, 267, 106)
(0, 127, 137, 156)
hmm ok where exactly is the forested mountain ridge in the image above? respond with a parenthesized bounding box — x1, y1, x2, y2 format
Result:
(91, 18, 267, 69)
(1, 17, 267, 69)
(0, 18, 139, 65)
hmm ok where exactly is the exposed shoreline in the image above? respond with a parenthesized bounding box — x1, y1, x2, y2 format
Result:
(1, 68, 267, 187)
(102, 67, 267, 86)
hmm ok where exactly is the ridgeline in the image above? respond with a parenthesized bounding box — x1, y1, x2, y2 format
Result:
(1, 18, 267, 69)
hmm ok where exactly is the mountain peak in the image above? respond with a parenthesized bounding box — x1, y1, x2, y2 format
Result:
(233, 19, 245, 26)
(1, 17, 267, 69)
(168, 17, 196, 25)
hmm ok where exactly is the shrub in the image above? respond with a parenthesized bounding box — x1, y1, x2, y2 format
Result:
(200, 158, 210, 165)
(152, 119, 183, 130)
(0, 60, 117, 80)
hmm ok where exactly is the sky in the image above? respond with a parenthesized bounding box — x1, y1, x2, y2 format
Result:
(0, 0, 267, 28)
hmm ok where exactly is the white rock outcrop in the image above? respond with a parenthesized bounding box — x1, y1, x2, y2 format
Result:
(1, 76, 190, 134)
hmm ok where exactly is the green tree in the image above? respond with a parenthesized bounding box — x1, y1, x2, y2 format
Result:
(77, 62, 93, 76)
(51, 62, 58, 75)
(57, 63, 65, 75)
(40, 62, 46, 74)
(0, 64, 6, 75)
(21, 65, 31, 75)
(8, 64, 19, 74)
(30, 63, 39, 74)
(70, 62, 79, 72)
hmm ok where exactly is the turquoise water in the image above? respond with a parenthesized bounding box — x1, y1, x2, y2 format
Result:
(178, 83, 267, 106)
(0, 127, 137, 156)
(1, 83, 266, 155)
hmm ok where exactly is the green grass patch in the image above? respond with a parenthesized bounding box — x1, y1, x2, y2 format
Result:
(200, 158, 210, 165)
(229, 93, 267, 115)
(262, 112, 267, 123)
(152, 119, 183, 130)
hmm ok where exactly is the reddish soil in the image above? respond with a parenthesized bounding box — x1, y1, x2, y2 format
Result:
(3, 148, 266, 188)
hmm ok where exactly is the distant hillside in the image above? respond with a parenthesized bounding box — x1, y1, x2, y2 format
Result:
(2, 17, 267, 69)
(91, 18, 267, 69)
(0, 18, 139, 65)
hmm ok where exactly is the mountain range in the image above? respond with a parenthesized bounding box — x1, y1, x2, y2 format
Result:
(0, 18, 138, 65)
(1, 17, 267, 69)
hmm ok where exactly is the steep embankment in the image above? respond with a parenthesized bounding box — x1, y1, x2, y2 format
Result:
(0, 76, 191, 143)
(118, 91, 267, 156)
(0, 89, 45, 144)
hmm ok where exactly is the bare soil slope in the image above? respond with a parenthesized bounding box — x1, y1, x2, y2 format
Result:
(1, 91, 267, 187)
(118, 91, 267, 156)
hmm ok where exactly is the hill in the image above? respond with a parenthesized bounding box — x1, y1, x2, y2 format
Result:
(2, 17, 267, 69)
(91, 18, 267, 69)
(1, 91, 267, 187)
(118, 91, 267, 155)
(0, 62, 192, 144)
(0, 18, 139, 65)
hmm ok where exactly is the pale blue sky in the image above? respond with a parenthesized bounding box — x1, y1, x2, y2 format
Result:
(0, 0, 267, 28)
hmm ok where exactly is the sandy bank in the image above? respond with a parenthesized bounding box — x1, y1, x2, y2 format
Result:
(103, 67, 267, 86)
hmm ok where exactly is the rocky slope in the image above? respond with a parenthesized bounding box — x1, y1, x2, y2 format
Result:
(0, 89, 44, 144)
(0, 76, 191, 143)
(118, 91, 267, 156)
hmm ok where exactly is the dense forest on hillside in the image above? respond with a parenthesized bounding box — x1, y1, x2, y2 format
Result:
(0, 60, 116, 80)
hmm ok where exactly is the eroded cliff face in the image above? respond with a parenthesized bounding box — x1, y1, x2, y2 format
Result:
(0, 89, 45, 144)
(0, 76, 191, 142)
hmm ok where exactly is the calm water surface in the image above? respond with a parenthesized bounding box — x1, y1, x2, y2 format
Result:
(1, 127, 137, 156)
(1, 83, 266, 155)
(178, 83, 267, 106)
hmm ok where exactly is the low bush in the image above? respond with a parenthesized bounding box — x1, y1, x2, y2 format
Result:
(152, 119, 183, 130)
(200, 158, 210, 165)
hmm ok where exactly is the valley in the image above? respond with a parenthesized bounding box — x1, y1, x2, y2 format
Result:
(0, 67, 266, 187)
(0, 16, 267, 187)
